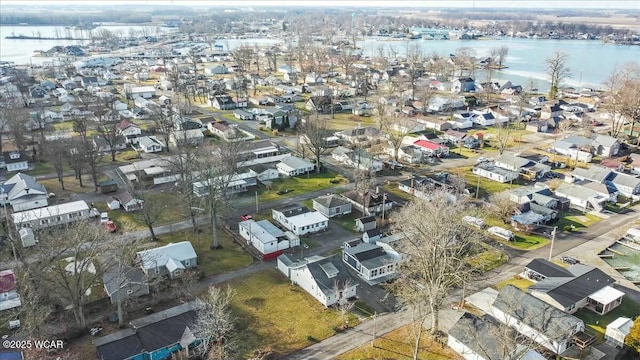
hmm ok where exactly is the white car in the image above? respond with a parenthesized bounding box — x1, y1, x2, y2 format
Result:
(476, 157, 490, 164)
(100, 212, 109, 224)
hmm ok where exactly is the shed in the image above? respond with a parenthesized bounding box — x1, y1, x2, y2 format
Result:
(107, 197, 121, 210)
(19, 227, 37, 248)
(605, 317, 633, 348)
(355, 216, 376, 232)
(97, 179, 118, 194)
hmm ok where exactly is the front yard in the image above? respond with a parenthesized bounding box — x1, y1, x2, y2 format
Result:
(230, 269, 359, 358)
(143, 225, 254, 277)
(257, 171, 347, 202)
(448, 166, 522, 198)
(493, 276, 535, 291)
(575, 298, 640, 343)
(336, 323, 461, 360)
(482, 216, 550, 250)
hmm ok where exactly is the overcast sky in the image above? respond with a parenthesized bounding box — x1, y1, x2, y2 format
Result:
(2, 0, 639, 9)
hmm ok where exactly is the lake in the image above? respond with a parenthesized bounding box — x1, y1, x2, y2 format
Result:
(1, 25, 638, 91)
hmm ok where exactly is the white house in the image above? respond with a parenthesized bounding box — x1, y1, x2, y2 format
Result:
(137, 136, 164, 153)
(342, 242, 402, 282)
(491, 285, 585, 355)
(272, 204, 329, 236)
(0, 173, 48, 212)
(605, 317, 633, 348)
(238, 219, 299, 256)
(555, 182, 610, 212)
(136, 241, 197, 279)
(1, 151, 29, 172)
(117, 119, 142, 144)
(277, 254, 358, 307)
(473, 163, 519, 183)
(276, 156, 314, 177)
(312, 194, 352, 218)
(170, 129, 205, 147)
(12, 200, 92, 230)
(123, 84, 156, 99)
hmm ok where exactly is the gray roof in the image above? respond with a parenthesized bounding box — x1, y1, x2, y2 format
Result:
(552, 140, 576, 151)
(495, 153, 531, 169)
(572, 166, 611, 183)
(555, 182, 607, 201)
(529, 264, 615, 307)
(138, 136, 163, 148)
(103, 266, 147, 295)
(594, 134, 618, 147)
(313, 194, 350, 209)
(255, 219, 285, 237)
(563, 135, 594, 147)
(607, 172, 640, 190)
(525, 259, 573, 278)
(493, 285, 582, 340)
(306, 254, 357, 297)
(2, 172, 47, 202)
(137, 241, 197, 271)
(449, 313, 519, 360)
(279, 156, 313, 170)
(332, 146, 352, 156)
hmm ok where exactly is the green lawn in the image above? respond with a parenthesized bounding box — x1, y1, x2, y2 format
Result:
(483, 216, 550, 250)
(230, 269, 359, 357)
(554, 211, 602, 231)
(449, 166, 521, 198)
(467, 244, 508, 272)
(331, 213, 360, 234)
(336, 323, 460, 360)
(27, 162, 67, 176)
(383, 183, 412, 202)
(493, 276, 535, 291)
(147, 225, 253, 277)
(257, 171, 347, 202)
(575, 298, 640, 342)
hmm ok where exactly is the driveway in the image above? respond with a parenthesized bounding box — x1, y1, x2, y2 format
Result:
(465, 287, 499, 315)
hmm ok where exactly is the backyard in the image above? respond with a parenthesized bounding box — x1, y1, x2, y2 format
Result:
(229, 269, 359, 357)
(449, 166, 523, 199)
(257, 171, 347, 202)
(142, 225, 254, 277)
(575, 298, 640, 342)
(493, 276, 535, 291)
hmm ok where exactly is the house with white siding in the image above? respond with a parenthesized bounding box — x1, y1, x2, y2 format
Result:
(272, 204, 329, 236)
(342, 242, 402, 283)
(12, 201, 92, 230)
(277, 254, 358, 307)
(276, 156, 314, 177)
(0, 173, 48, 212)
(491, 285, 586, 355)
(312, 194, 352, 218)
(238, 219, 299, 255)
(136, 241, 197, 279)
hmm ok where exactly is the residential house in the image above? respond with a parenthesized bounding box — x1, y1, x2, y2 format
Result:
(102, 266, 150, 305)
(0, 269, 21, 311)
(413, 139, 449, 157)
(417, 117, 452, 132)
(494, 153, 531, 172)
(355, 216, 376, 232)
(336, 126, 381, 145)
(572, 165, 612, 184)
(233, 109, 254, 121)
(95, 302, 202, 360)
(117, 119, 142, 144)
(0, 173, 48, 212)
(272, 204, 329, 236)
(173, 116, 203, 131)
(249, 164, 279, 183)
(550, 135, 595, 162)
(0, 151, 29, 172)
(528, 262, 624, 315)
(522, 258, 574, 282)
(136, 241, 197, 279)
(123, 84, 156, 99)
(11, 200, 92, 231)
(93, 135, 127, 154)
(397, 176, 456, 200)
(392, 145, 423, 164)
(170, 129, 205, 147)
(262, 107, 293, 130)
(114, 191, 144, 212)
(343, 242, 402, 283)
(362, 228, 383, 243)
(526, 121, 549, 133)
(277, 254, 358, 307)
(332, 148, 383, 173)
(209, 122, 246, 141)
(540, 101, 564, 119)
(341, 189, 393, 216)
(137, 136, 164, 153)
(451, 77, 476, 93)
(605, 317, 634, 348)
(558, 181, 613, 212)
(448, 117, 474, 130)
(19, 227, 37, 247)
(312, 194, 352, 218)
(209, 95, 236, 110)
(491, 285, 586, 354)
(448, 312, 547, 360)
(204, 65, 228, 75)
(239, 219, 299, 257)
(192, 170, 258, 196)
(276, 156, 314, 177)
(593, 134, 620, 157)
(606, 172, 640, 199)
(473, 162, 519, 183)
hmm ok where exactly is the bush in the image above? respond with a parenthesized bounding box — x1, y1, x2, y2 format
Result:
(306, 335, 318, 342)
(563, 225, 573, 232)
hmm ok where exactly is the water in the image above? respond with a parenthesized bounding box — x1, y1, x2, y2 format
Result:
(1, 25, 638, 90)
(601, 243, 640, 282)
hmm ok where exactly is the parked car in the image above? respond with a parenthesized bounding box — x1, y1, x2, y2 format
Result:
(100, 212, 109, 224)
(240, 214, 253, 221)
(561, 256, 580, 265)
(476, 157, 490, 164)
(104, 221, 117, 233)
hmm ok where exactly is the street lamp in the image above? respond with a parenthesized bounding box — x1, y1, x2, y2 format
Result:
(542, 225, 558, 261)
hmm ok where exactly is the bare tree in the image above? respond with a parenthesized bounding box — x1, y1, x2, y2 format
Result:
(94, 97, 122, 161)
(337, 46, 358, 81)
(391, 191, 480, 359)
(495, 45, 509, 68)
(493, 118, 513, 155)
(7, 107, 29, 152)
(130, 185, 167, 241)
(103, 237, 144, 326)
(67, 138, 87, 188)
(485, 191, 521, 224)
(193, 286, 236, 360)
(35, 221, 112, 327)
(334, 280, 355, 329)
(150, 106, 173, 152)
(168, 145, 203, 231)
(603, 63, 640, 138)
(298, 117, 331, 174)
(545, 51, 571, 99)
(382, 117, 414, 162)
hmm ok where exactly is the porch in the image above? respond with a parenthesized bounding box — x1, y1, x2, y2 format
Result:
(585, 286, 625, 315)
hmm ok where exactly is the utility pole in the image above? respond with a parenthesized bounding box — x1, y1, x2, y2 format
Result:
(371, 312, 377, 348)
(548, 226, 557, 261)
(381, 193, 386, 222)
(255, 191, 259, 213)
(475, 174, 480, 199)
